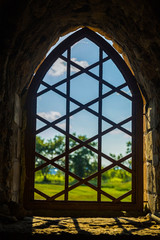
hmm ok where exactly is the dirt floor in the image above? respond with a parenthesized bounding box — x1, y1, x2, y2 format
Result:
(0, 215, 160, 240)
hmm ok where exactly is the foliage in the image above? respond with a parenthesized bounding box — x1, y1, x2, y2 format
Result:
(35, 134, 132, 184)
(35, 136, 50, 182)
(35, 134, 97, 181)
(36, 135, 65, 182)
(126, 141, 132, 154)
(101, 168, 131, 183)
(101, 141, 132, 183)
(69, 134, 97, 178)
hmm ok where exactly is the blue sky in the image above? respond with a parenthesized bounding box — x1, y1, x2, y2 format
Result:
(36, 29, 132, 162)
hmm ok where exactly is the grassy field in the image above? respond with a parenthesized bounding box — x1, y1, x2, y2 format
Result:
(34, 179, 132, 202)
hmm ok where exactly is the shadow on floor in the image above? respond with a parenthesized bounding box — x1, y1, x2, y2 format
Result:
(0, 216, 160, 240)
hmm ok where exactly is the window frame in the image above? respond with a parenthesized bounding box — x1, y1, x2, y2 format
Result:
(24, 27, 143, 214)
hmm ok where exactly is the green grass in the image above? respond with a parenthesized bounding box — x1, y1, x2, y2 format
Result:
(34, 179, 132, 202)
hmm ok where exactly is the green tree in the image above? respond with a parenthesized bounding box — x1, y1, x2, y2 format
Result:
(126, 141, 132, 154)
(69, 134, 98, 178)
(35, 136, 50, 182)
(110, 141, 132, 168)
(45, 135, 65, 157)
(36, 135, 65, 182)
(45, 135, 65, 168)
(126, 141, 132, 169)
(102, 141, 132, 183)
(35, 134, 98, 181)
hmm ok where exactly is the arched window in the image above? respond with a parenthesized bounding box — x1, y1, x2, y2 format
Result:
(25, 28, 143, 214)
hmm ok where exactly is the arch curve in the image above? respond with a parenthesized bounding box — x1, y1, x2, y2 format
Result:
(24, 27, 143, 214)
(30, 28, 139, 94)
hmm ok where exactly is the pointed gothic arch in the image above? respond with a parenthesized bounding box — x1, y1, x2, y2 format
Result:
(24, 27, 143, 215)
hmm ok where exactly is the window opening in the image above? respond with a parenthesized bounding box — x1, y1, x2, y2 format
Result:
(25, 28, 143, 212)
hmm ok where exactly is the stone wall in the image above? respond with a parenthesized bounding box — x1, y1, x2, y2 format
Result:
(0, 0, 160, 215)
(11, 93, 22, 203)
(144, 98, 160, 212)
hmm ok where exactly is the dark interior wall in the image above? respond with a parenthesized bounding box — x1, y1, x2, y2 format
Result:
(0, 0, 160, 213)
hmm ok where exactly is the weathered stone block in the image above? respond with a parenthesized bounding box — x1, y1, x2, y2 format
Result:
(147, 193, 157, 213)
(16, 128, 21, 159)
(14, 94, 22, 127)
(145, 131, 153, 161)
(11, 159, 20, 203)
(147, 162, 156, 193)
(153, 154, 159, 167)
(152, 129, 159, 154)
(145, 107, 152, 131)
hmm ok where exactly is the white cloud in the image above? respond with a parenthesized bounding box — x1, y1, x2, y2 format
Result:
(38, 111, 61, 121)
(71, 58, 89, 72)
(48, 59, 67, 77)
(38, 111, 72, 130)
(48, 58, 89, 77)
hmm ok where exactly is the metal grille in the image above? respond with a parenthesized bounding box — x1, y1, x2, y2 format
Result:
(25, 28, 143, 211)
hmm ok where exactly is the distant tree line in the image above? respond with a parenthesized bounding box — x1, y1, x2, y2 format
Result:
(36, 134, 131, 183)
